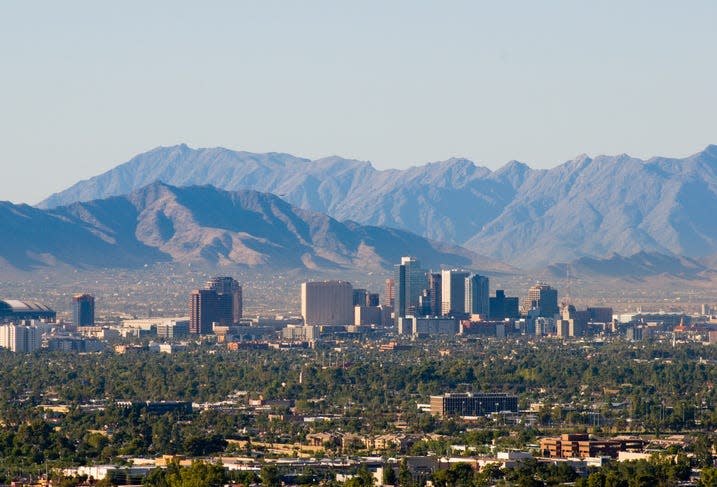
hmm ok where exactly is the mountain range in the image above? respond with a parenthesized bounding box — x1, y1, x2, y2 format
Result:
(544, 251, 715, 281)
(39, 144, 717, 268)
(2, 182, 503, 273)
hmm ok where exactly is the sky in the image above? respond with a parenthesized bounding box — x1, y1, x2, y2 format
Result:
(1, 1, 716, 204)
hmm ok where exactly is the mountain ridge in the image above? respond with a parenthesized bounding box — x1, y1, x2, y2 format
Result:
(4, 182, 510, 273)
(38, 144, 717, 268)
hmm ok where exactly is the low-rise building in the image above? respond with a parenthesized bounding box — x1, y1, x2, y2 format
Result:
(539, 433, 647, 459)
(429, 392, 518, 417)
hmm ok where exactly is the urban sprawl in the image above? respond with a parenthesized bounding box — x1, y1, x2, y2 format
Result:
(1, 257, 717, 486)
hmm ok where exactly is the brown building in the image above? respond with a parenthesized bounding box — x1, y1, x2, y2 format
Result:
(189, 289, 215, 335)
(539, 434, 646, 459)
(384, 278, 395, 308)
(189, 276, 243, 335)
(205, 276, 243, 324)
(525, 283, 558, 317)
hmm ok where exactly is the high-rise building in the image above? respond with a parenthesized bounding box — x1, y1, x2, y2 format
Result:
(353, 289, 370, 307)
(72, 294, 95, 326)
(384, 279, 395, 308)
(394, 257, 427, 318)
(427, 272, 442, 316)
(189, 276, 243, 335)
(561, 304, 588, 337)
(525, 283, 559, 318)
(441, 269, 470, 316)
(587, 307, 613, 323)
(301, 281, 353, 326)
(489, 290, 520, 321)
(0, 323, 40, 353)
(466, 274, 490, 316)
(189, 289, 216, 335)
(205, 276, 243, 324)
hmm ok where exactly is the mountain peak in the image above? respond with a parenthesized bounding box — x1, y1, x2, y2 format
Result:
(700, 144, 717, 159)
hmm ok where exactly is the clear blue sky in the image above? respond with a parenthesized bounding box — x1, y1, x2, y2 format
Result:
(1, 1, 716, 204)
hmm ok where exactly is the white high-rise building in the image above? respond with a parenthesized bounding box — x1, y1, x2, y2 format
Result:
(301, 281, 353, 326)
(0, 323, 41, 353)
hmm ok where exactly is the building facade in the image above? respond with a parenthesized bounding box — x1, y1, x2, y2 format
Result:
(525, 283, 559, 317)
(205, 276, 243, 324)
(301, 281, 353, 326)
(394, 257, 427, 318)
(189, 276, 243, 335)
(429, 393, 519, 417)
(441, 269, 470, 316)
(384, 278, 395, 308)
(489, 290, 520, 321)
(539, 434, 646, 459)
(189, 289, 217, 335)
(466, 274, 490, 317)
(156, 319, 190, 339)
(0, 323, 41, 353)
(427, 272, 442, 316)
(72, 293, 95, 326)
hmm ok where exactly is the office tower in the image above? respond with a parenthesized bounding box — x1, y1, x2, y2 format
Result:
(418, 289, 431, 316)
(441, 269, 470, 316)
(301, 281, 353, 326)
(189, 289, 217, 335)
(353, 289, 370, 307)
(587, 307, 613, 323)
(525, 283, 559, 318)
(205, 276, 243, 324)
(466, 274, 490, 316)
(368, 293, 380, 307)
(394, 257, 427, 318)
(427, 272, 442, 316)
(72, 294, 95, 326)
(354, 306, 384, 326)
(0, 323, 40, 353)
(384, 279, 395, 308)
(156, 320, 190, 340)
(489, 290, 520, 321)
(561, 304, 588, 337)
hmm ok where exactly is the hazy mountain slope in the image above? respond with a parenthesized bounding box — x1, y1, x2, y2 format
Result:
(544, 251, 711, 280)
(39, 144, 717, 268)
(39, 146, 518, 244)
(465, 145, 717, 267)
(0, 200, 169, 270)
(12, 183, 502, 272)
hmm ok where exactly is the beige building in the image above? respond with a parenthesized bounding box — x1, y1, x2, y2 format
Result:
(301, 281, 353, 326)
(0, 323, 41, 353)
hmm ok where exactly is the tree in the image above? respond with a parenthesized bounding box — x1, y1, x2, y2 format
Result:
(345, 467, 375, 487)
(700, 467, 717, 487)
(151, 461, 226, 487)
(260, 464, 281, 487)
(398, 459, 412, 487)
(383, 465, 397, 486)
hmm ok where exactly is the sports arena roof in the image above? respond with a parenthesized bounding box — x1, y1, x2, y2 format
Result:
(0, 299, 56, 319)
